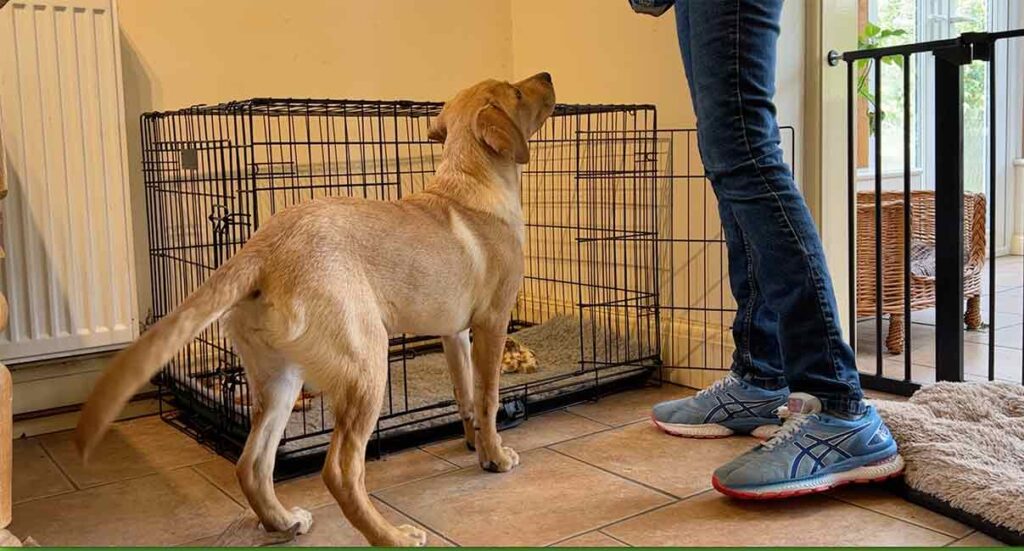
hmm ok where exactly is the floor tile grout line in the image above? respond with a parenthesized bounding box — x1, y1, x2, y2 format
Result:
(32, 462, 223, 497)
(598, 528, 634, 547)
(36, 439, 82, 491)
(559, 407, 615, 428)
(420, 387, 695, 462)
(374, 445, 678, 548)
(562, 385, 696, 428)
(369, 460, 468, 496)
(173, 518, 245, 549)
(370, 492, 460, 548)
(367, 462, 462, 495)
(419, 414, 622, 468)
(415, 445, 465, 469)
(190, 462, 248, 508)
(375, 422, 648, 498)
(12, 464, 244, 548)
(340, 497, 460, 548)
(375, 430, 627, 496)
(943, 530, 978, 547)
(517, 407, 613, 439)
(825, 494, 964, 540)
(30, 418, 217, 493)
(538, 418, 646, 450)
(544, 446, 683, 502)
(415, 444, 464, 464)
(577, 489, 718, 547)
(589, 491, 710, 542)
(23, 411, 166, 441)
(541, 498, 678, 548)
(875, 338, 1024, 354)
(11, 487, 78, 507)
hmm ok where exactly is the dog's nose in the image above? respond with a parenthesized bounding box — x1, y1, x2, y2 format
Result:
(536, 72, 552, 83)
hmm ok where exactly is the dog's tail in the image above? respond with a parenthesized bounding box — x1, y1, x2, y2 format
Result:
(74, 251, 261, 461)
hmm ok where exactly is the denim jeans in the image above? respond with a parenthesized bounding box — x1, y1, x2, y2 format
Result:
(630, 0, 865, 415)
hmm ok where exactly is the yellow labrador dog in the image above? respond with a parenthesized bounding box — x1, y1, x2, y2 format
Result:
(75, 73, 556, 547)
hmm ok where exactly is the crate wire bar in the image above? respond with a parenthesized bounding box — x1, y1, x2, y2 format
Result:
(641, 127, 796, 388)
(142, 99, 662, 475)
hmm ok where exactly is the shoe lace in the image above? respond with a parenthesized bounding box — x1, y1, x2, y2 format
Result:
(695, 376, 732, 398)
(761, 406, 815, 451)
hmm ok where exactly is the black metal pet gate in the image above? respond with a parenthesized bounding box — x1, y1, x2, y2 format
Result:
(832, 26, 1024, 545)
(142, 99, 666, 474)
(830, 28, 1024, 395)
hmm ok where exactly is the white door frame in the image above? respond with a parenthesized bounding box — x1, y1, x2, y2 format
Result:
(805, 0, 859, 336)
(1005, 0, 1024, 255)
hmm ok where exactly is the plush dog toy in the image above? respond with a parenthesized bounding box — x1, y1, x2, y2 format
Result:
(501, 338, 538, 374)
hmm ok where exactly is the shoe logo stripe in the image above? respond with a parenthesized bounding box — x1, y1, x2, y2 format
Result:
(702, 394, 782, 424)
(789, 424, 870, 478)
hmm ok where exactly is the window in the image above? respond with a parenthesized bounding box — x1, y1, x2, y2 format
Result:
(859, 0, 992, 194)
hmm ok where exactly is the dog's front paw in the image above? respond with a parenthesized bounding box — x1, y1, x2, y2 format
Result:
(480, 445, 519, 473)
(395, 524, 427, 547)
(287, 506, 314, 535)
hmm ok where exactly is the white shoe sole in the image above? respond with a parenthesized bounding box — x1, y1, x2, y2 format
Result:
(651, 415, 780, 440)
(713, 454, 906, 500)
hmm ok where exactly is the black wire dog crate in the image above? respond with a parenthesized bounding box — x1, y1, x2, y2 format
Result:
(142, 98, 661, 474)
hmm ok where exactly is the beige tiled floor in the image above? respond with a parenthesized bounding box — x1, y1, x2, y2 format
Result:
(8, 384, 1004, 547)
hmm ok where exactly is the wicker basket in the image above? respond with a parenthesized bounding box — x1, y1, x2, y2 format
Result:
(855, 190, 986, 354)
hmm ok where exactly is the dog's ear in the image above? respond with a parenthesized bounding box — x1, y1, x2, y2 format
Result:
(427, 109, 447, 143)
(473, 103, 529, 164)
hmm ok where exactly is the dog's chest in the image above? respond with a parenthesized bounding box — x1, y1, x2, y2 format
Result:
(448, 209, 523, 278)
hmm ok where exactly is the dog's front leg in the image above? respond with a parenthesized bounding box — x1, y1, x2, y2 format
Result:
(441, 330, 475, 451)
(470, 325, 519, 472)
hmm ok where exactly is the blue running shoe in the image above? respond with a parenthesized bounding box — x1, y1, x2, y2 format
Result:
(651, 375, 789, 439)
(712, 392, 904, 499)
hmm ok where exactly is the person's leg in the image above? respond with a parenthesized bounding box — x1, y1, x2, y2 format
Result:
(650, 3, 789, 439)
(671, 0, 902, 497)
(719, 200, 786, 387)
(651, 200, 790, 437)
(680, 0, 861, 413)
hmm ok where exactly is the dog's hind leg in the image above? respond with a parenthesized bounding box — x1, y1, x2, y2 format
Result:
(313, 326, 426, 547)
(232, 335, 312, 535)
(442, 329, 475, 451)
(470, 324, 519, 473)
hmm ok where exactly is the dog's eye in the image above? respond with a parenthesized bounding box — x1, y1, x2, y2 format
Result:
(513, 88, 523, 100)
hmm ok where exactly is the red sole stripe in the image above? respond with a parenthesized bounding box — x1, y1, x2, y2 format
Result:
(711, 468, 905, 500)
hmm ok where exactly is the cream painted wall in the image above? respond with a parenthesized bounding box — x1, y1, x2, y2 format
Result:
(510, 0, 693, 127)
(510, 0, 803, 175)
(117, 0, 514, 319)
(17, 0, 808, 416)
(14, 0, 515, 418)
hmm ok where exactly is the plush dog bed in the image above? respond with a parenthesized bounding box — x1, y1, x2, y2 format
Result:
(873, 382, 1024, 544)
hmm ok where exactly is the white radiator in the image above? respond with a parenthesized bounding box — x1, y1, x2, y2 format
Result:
(0, 0, 137, 364)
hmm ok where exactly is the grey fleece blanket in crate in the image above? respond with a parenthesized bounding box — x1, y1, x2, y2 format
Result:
(175, 314, 648, 455)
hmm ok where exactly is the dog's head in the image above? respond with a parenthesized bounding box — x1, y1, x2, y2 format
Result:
(427, 73, 556, 165)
